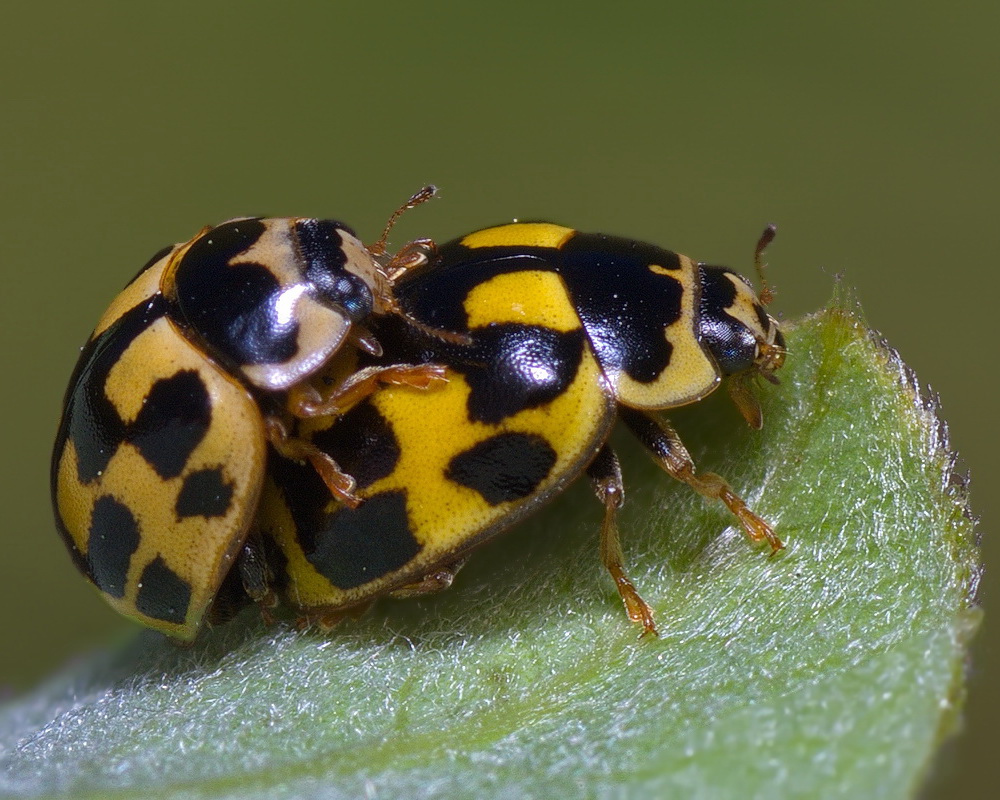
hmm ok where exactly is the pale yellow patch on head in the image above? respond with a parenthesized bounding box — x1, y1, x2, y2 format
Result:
(722, 272, 768, 338)
(336, 228, 386, 310)
(229, 218, 300, 283)
(613, 254, 720, 409)
(232, 220, 372, 390)
(240, 299, 351, 391)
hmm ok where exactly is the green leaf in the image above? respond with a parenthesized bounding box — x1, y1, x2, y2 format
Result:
(0, 296, 980, 800)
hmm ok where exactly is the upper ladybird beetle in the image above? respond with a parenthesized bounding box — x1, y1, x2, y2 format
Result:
(52, 187, 450, 640)
(260, 222, 786, 635)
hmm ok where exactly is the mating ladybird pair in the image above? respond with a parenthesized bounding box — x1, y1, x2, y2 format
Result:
(52, 189, 786, 641)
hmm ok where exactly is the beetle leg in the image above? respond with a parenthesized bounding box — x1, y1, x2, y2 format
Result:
(205, 531, 276, 627)
(237, 531, 278, 625)
(348, 326, 383, 357)
(265, 417, 362, 508)
(379, 291, 474, 346)
(296, 603, 372, 632)
(287, 363, 449, 419)
(388, 558, 468, 599)
(383, 237, 438, 281)
(619, 408, 783, 552)
(726, 372, 763, 429)
(587, 445, 658, 637)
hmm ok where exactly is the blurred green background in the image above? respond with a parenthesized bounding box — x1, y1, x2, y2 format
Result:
(0, 1, 993, 795)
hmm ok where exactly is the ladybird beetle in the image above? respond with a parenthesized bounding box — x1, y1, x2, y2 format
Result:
(51, 188, 451, 641)
(260, 222, 786, 635)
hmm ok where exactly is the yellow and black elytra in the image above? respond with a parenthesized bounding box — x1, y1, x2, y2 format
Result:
(52, 188, 448, 641)
(261, 222, 786, 635)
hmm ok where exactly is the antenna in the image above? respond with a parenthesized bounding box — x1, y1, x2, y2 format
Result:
(753, 223, 777, 306)
(370, 185, 438, 257)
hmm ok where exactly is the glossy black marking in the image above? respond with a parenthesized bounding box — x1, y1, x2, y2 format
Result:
(87, 495, 142, 598)
(173, 219, 301, 368)
(294, 219, 373, 321)
(135, 556, 192, 624)
(559, 233, 682, 384)
(396, 248, 554, 331)
(175, 466, 234, 519)
(363, 313, 586, 427)
(310, 401, 401, 490)
(307, 491, 421, 589)
(699, 266, 757, 375)
(54, 294, 171, 486)
(395, 229, 686, 384)
(458, 324, 586, 424)
(59, 536, 93, 582)
(267, 452, 329, 559)
(446, 433, 557, 505)
(129, 370, 212, 480)
(565, 232, 683, 270)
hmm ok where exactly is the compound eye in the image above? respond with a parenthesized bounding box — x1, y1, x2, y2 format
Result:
(700, 313, 757, 376)
(335, 273, 375, 321)
(314, 272, 374, 322)
(293, 218, 376, 322)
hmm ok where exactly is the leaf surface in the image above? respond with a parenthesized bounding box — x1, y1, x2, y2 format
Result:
(0, 297, 980, 799)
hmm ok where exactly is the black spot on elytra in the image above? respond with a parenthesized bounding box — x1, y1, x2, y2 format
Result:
(699, 266, 757, 376)
(175, 466, 234, 519)
(173, 218, 301, 368)
(265, 410, 410, 589)
(54, 294, 170, 486)
(394, 247, 554, 332)
(446, 433, 557, 505)
(86, 495, 142, 598)
(135, 556, 192, 625)
(267, 451, 330, 559)
(306, 491, 421, 589)
(457, 324, 586, 425)
(309, 401, 400, 490)
(361, 316, 586, 428)
(129, 370, 212, 480)
(559, 232, 683, 384)
(393, 228, 688, 386)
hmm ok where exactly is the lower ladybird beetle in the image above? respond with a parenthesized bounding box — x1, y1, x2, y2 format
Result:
(52, 188, 454, 641)
(260, 222, 786, 635)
